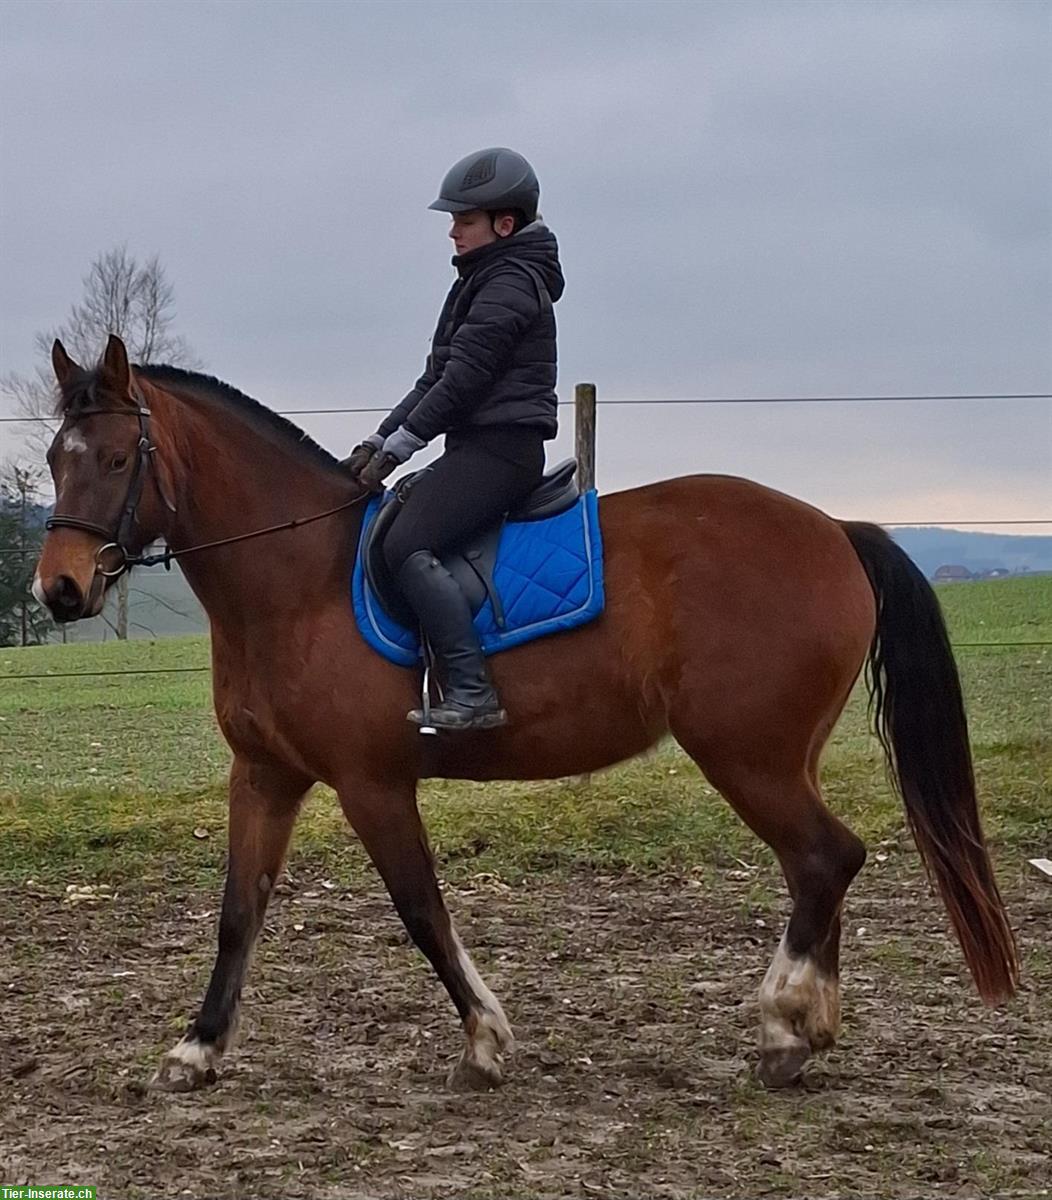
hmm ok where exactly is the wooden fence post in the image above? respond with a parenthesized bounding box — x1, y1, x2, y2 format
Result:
(573, 383, 597, 790)
(574, 382, 596, 491)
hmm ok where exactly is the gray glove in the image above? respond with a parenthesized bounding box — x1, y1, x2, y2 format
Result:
(381, 426, 427, 464)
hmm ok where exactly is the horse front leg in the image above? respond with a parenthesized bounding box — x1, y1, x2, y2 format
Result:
(152, 756, 309, 1091)
(339, 776, 513, 1090)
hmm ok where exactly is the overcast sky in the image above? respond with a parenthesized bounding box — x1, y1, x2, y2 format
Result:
(1, 0, 1049, 531)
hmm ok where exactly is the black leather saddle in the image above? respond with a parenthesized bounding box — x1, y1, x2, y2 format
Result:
(362, 458, 579, 629)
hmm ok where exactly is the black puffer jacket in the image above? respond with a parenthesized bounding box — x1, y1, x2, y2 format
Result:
(378, 223, 565, 444)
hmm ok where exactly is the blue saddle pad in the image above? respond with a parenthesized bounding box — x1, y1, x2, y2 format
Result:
(352, 490, 604, 667)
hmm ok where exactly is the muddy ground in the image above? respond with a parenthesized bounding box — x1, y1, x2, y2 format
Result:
(2, 854, 1049, 1199)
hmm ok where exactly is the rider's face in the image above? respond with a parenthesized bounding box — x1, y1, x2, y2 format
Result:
(449, 210, 515, 254)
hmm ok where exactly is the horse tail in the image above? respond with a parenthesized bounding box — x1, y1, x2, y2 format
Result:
(841, 520, 1018, 1004)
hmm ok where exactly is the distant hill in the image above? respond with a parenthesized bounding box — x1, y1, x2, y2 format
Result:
(888, 528, 1052, 579)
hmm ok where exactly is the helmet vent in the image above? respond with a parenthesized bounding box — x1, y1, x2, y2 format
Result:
(461, 153, 498, 190)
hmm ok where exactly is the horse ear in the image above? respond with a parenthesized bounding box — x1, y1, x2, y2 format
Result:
(52, 339, 80, 386)
(101, 333, 132, 396)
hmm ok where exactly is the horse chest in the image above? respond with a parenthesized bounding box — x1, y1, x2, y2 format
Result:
(211, 656, 308, 758)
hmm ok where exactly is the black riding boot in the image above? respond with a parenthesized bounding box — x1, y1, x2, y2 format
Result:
(395, 550, 508, 731)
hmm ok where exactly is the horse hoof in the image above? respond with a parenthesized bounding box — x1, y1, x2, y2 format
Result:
(446, 1053, 503, 1092)
(758, 1039, 810, 1089)
(150, 1040, 218, 1092)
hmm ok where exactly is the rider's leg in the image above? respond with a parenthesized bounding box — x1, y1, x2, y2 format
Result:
(383, 434, 544, 730)
(396, 549, 507, 728)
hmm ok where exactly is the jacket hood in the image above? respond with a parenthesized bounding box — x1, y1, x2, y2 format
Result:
(453, 222, 565, 302)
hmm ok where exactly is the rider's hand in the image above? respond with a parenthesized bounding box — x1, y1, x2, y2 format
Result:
(358, 426, 427, 491)
(358, 451, 399, 492)
(340, 433, 384, 478)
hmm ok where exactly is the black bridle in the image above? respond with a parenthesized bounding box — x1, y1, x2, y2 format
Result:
(45, 387, 367, 580)
(45, 391, 169, 579)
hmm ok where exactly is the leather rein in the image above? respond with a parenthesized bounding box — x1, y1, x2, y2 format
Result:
(45, 390, 366, 580)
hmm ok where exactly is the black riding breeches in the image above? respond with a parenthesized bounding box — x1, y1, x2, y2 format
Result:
(382, 430, 546, 574)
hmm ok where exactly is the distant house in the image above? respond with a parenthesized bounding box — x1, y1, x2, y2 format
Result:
(980, 567, 1011, 579)
(933, 564, 973, 582)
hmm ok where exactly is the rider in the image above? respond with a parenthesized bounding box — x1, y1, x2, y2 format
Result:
(345, 147, 565, 732)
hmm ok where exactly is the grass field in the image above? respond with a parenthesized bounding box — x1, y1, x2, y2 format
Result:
(1, 575, 1050, 1200)
(1, 576, 1049, 887)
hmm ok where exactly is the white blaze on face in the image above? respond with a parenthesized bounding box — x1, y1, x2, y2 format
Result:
(31, 573, 48, 607)
(62, 429, 89, 454)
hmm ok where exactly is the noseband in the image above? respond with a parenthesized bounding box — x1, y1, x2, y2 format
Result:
(45, 386, 167, 579)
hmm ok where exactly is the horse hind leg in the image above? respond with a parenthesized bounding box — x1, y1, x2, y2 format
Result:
(674, 729, 865, 1087)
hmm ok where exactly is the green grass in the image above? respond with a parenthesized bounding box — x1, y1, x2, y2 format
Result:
(0, 577, 1049, 886)
(935, 573, 1052, 644)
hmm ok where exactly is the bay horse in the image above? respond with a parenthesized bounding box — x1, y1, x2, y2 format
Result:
(34, 335, 1017, 1094)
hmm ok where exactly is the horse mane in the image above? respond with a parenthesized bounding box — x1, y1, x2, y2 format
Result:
(55, 362, 343, 476)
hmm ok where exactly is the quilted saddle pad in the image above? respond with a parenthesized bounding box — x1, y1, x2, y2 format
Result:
(351, 490, 604, 667)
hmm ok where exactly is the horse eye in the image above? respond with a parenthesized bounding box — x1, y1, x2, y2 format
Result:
(110, 452, 129, 471)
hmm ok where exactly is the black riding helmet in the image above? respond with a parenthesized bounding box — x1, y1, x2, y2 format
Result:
(428, 147, 540, 223)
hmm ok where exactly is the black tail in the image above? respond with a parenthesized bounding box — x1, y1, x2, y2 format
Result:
(842, 521, 1018, 1004)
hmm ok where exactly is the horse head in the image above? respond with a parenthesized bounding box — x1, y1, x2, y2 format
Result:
(34, 334, 178, 622)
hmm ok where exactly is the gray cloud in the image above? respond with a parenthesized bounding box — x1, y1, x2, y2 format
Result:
(1, 0, 1048, 528)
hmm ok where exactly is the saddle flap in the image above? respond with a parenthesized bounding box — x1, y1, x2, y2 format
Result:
(361, 457, 582, 628)
(361, 488, 496, 627)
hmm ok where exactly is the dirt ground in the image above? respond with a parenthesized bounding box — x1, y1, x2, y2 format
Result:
(2, 855, 1049, 1200)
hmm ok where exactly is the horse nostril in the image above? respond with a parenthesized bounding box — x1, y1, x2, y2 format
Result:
(51, 574, 85, 621)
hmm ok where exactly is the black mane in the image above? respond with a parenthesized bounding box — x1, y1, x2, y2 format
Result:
(140, 364, 342, 473)
(57, 362, 343, 475)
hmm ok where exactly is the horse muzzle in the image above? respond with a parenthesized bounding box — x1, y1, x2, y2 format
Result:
(34, 534, 112, 622)
(34, 569, 109, 623)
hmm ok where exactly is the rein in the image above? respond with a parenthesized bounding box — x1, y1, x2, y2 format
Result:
(46, 393, 369, 578)
(131, 494, 367, 570)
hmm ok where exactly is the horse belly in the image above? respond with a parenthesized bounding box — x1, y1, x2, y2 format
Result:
(425, 561, 672, 782)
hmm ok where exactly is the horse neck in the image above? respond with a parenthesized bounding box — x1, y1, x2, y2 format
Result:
(147, 382, 361, 624)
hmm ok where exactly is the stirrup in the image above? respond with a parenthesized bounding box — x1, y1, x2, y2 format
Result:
(416, 658, 439, 736)
(412, 633, 505, 734)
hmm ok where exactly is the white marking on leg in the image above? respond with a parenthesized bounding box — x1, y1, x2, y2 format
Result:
(63, 429, 88, 453)
(457, 934, 513, 1051)
(166, 1036, 218, 1072)
(448, 930, 513, 1088)
(151, 1035, 221, 1091)
(455, 932, 510, 1032)
(759, 930, 840, 1054)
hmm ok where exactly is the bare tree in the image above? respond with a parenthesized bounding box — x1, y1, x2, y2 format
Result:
(49, 247, 198, 367)
(1, 246, 199, 638)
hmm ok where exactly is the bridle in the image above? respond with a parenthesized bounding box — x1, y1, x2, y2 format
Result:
(46, 387, 170, 579)
(46, 384, 367, 580)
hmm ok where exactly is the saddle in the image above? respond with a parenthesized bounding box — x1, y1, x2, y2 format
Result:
(362, 458, 580, 628)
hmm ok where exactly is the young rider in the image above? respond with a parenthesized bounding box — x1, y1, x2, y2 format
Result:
(345, 147, 565, 732)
